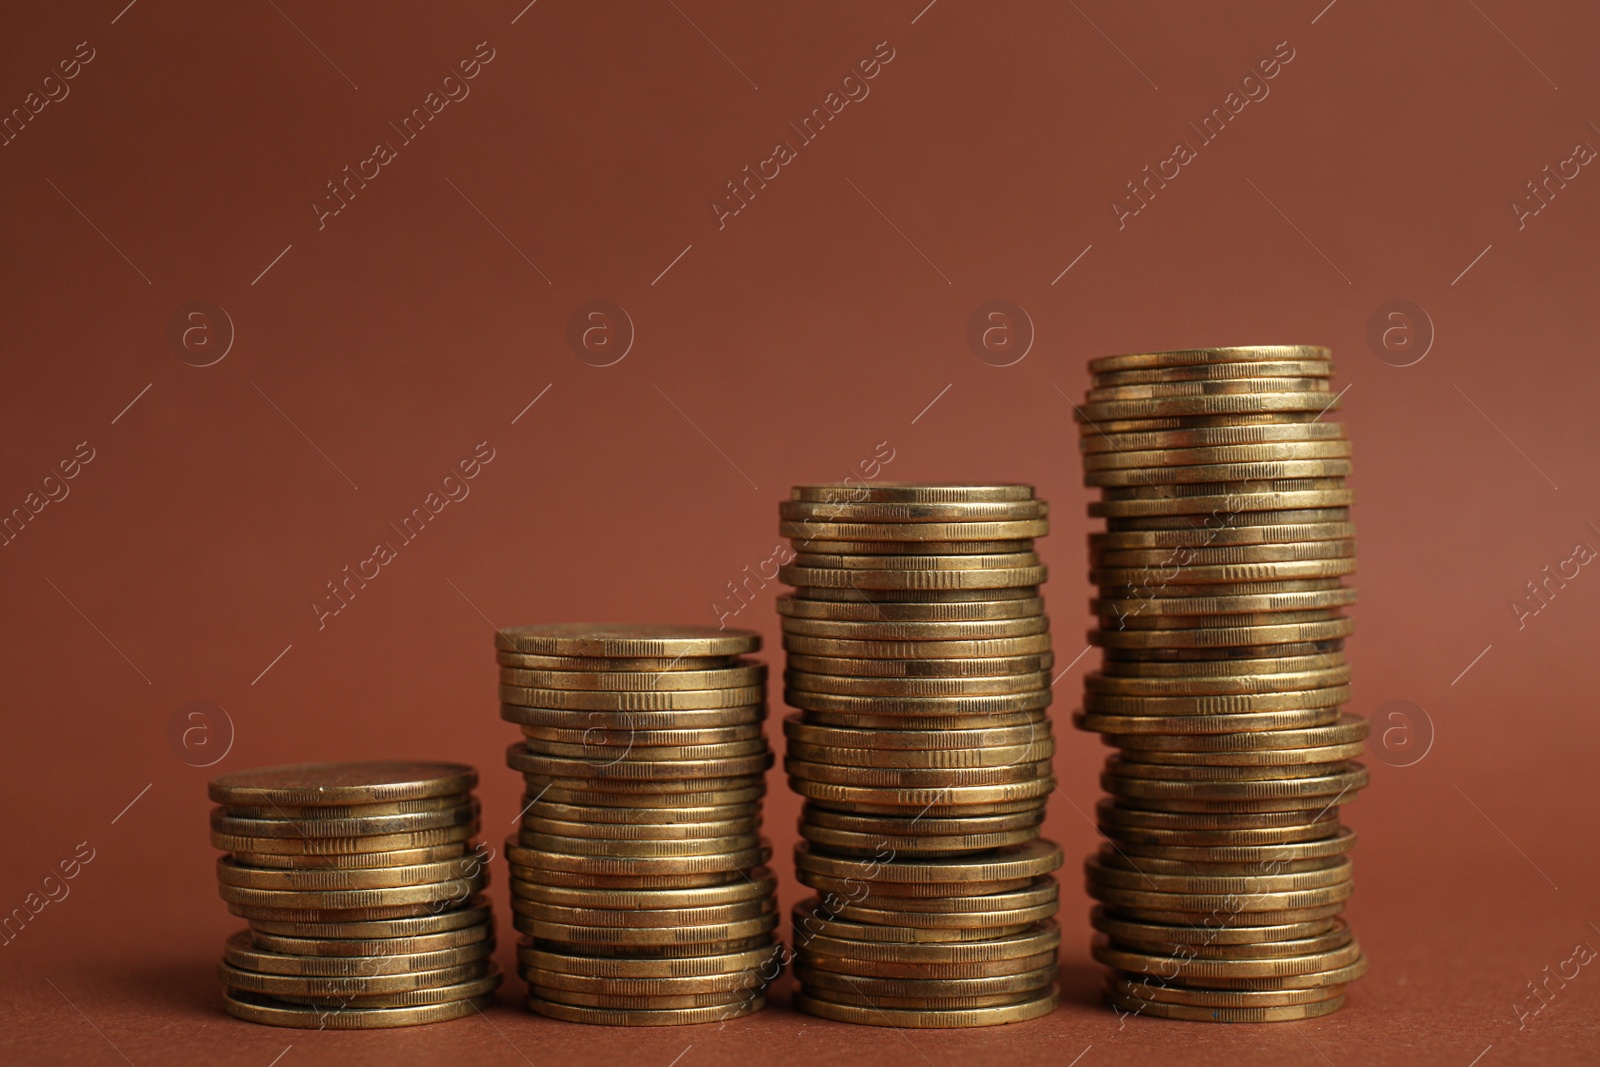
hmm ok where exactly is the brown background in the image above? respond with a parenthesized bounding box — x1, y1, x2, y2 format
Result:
(2, 1, 1599, 1064)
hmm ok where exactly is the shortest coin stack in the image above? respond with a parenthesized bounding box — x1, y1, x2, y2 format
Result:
(208, 761, 498, 1029)
(496, 623, 782, 1026)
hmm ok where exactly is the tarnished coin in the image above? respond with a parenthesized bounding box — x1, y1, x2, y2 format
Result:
(1104, 989, 1344, 1022)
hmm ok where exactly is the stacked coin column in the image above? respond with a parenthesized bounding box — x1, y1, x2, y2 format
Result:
(495, 624, 781, 1026)
(777, 483, 1064, 1029)
(209, 761, 498, 1029)
(1073, 345, 1368, 1023)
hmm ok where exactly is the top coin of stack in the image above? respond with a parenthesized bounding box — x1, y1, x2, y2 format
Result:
(495, 623, 782, 1026)
(1073, 345, 1368, 1023)
(778, 483, 1064, 1028)
(208, 761, 498, 1029)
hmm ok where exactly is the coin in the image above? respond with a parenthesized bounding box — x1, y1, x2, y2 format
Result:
(780, 617, 1048, 641)
(216, 856, 485, 890)
(249, 922, 492, 957)
(498, 664, 766, 691)
(244, 901, 491, 940)
(780, 520, 1049, 542)
(498, 685, 766, 710)
(779, 596, 1045, 621)
(500, 703, 766, 730)
(793, 987, 1058, 1027)
(223, 929, 493, 976)
(210, 802, 479, 839)
(495, 623, 760, 657)
(519, 943, 781, 978)
(781, 500, 1048, 522)
(209, 762, 476, 807)
(526, 995, 765, 1026)
(792, 483, 1035, 503)
(221, 988, 495, 1028)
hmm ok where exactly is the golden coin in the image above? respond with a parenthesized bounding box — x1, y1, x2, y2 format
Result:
(1075, 708, 1341, 736)
(1088, 377, 1330, 402)
(495, 623, 759, 658)
(781, 500, 1048, 523)
(1103, 765, 1367, 801)
(520, 722, 765, 747)
(521, 800, 761, 825)
(795, 950, 1058, 982)
(1095, 800, 1337, 831)
(222, 794, 470, 820)
(785, 690, 1052, 718)
(790, 551, 1041, 572)
(1089, 906, 1337, 945)
(786, 738, 1050, 769)
(209, 761, 476, 808)
(1078, 391, 1337, 422)
(792, 909, 1031, 944)
(786, 758, 1051, 788)
(1092, 359, 1333, 386)
(794, 840, 1061, 883)
(526, 968, 768, 996)
(249, 922, 491, 957)
(795, 964, 1055, 998)
(274, 970, 503, 1009)
(231, 843, 470, 870)
(512, 896, 772, 928)
(1088, 346, 1330, 374)
(799, 872, 1039, 901)
(244, 901, 490, 940)
(785, 653, 1053, 678)
(218, 874, 486, 911)
(1085, 668, 1349, 696)
(1101, 850, 1347, 877)
(779, 596, 1045, 622)
(1105, 757, 1349, 781)
(815, 875, 1058, 916)
(500, 703, 766, 730)
(794, 585, 1039, 603)
(216, 856, 485, 890)
(785, 715, 1047, 751)
(801, 922, 1058, 963)
(1084, 441, 1351, 472)
(781, 564, 1046, 590)
(221, 988, 495, 1028)
(496, 650, 739, 670)
(526, 995, 765, 1025)
(791, 483, 1035, 504)
(793, 986, 1057, 1027)
(210, 802, 479, 839)
(1097, 654, 1346, 679)
(1090, 524, 1354, 553)
(783, 633, 1052, 660)
(506, 745, 772, 780)
(791, 778, 1054, 811)
(799, 824, 1041, 856)
(219, 960, 489, 996)
(1108, 923, 1353, 962)
(1087, 460, 1351, 488)
(797, 537, 1037, 555)
(1115, 743, 1363, 767)
(1090, 542, 1354, 570)
(1091, 490, 1353, 519)
(780, 617, 1048, 641)
(781, 520, 1049, 543)
(505, 840, 771, 876)
(1116, 829, 1356, 866)
(1085, 857, 1351, 893)
(1106, 972, 1342, 1004)
(802, 806, 1044, 837)
(520, 814, 757, 840)
(532, 987, 768, 1011)
(1083, 686, 1350, 715)
(1091, 558, 1356, 586)
(210, 822, 479, 856)
(1103, 989, 1344, 1022)
(1165, 955, 1368, 990)
(223, 929, 493, 976)
(1105, 506, 1347, 531)
(517, 831, 761, 858)
(498, 685, 765, 710)
(511, 871, 775, 910)
(521, 911, 777, 946)
(520, 738, 768, 762)
(819, 898, 1057, 930)
(1091, 619, 1354, 650)
(1092, 935, 1362, 978)
(519, 943, 781, 978)
(1081, 423, 1345, 457)
(513, 780, 765, 808)
(1085, 883, 1353, 914)
(497, 663, 766, 691)
(803, 710, 1047, 731)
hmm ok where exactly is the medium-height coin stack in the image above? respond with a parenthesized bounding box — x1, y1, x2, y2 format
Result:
(1073, 345, 1368, 1023)
(209, 762, 498, 1029)
(777, 483, 1064, 1028)
(495, 623, 781, 1026)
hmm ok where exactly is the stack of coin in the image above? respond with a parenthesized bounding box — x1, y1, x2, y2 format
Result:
(1073, 345, 1368, 1022)
(777, 483, 1064, 1027)
(208, 761, 498, 1029)
(496, 623, 781, 1025)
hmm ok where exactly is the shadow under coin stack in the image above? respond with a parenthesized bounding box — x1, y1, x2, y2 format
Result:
(777, 483, 1064, 1028)
(208, 761, 498, 1029)
(495, 623, 781, 1025)
(1073, 345, 1368, 1023)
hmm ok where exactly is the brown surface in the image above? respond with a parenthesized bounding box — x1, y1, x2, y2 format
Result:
(3, 1, 1600, 1063)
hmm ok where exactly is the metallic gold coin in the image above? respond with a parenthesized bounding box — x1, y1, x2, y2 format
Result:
(1090, 542, 1354, 570)
(1092, 935, 1361, 978)
(1099, 824, 1341, 849)
(1108, 924, 1353, 961)
(1103, 765, 1367, 801)
(531, 986, 767, 1011)
(795, 949, 1058, 981)
(217, 856, 486, 890)
(231, 843, 469, 870)
(1091, 490, 1353, 519)
(249, 922, 491, 957)
(1088, 346, 1330, 374)
(1106, 971, 1342, 1004)
(1089, 905, 1336, 945)
(818, 876, 1058, 915)
(1081, 422, 1345, 456)
(783, 631, 1052, 659)
(790, 778, 1054, 811)
(520, 722, 764, 747)
(779, 596, 1045, 621)
(799, 872, 1039, 901)
(1084, 442, 1350, 473)
(510, 870, 775, 910)
(525, 968, 768, 997)
(791, 908, 1031, 944)
(810, 894, 1057, 930)
(513, 780, 765, 808)
(498, 664, 765, 691)
(794, 987, 1038, 1011)
(1085, 857, 1352, 893)
(1164, 955, 1368, 990)
(785, 652, 1053, 678)
(790, 551, 1041, 572)
(1077, 391, 1338, 423)
(1103, 506, 1347, 531)
(505, 840, 771, 876)
(512, 867, 753, 892)
(1105, 757, 1349, 781)
(521, 911, 777, 945)
(209, 761, 476, 808)
(219, 960, 488, 996)
(802, 803, 1047, 835)
(781, 500, 1047, 522)
(787, 758, 1050, 788)
(793, 986, 1058, 1027)
(780, 617, 1048, 641)
(210, 802, 479, 839)
(797, 538, 1035, 555)
(526, 994, 765, 1025)
(274, 969, 503, 1009)
(1085, 460, 1350, 489)
(1085, 883, 1353, 914)
(520, 737, 768, 762)
(519, 942, 781, 978)
(210, 822, 479, 856)
(496, 650, 738, 670)
(803, 710, 1046, 731)
(522, 800, 760, 826)
(1099, 609, 1344, 633)
(1088, 377, 1330, 402)
(781, 564, 1047, 590)
(785, 690, 1052, 718)
(507, 745, 773, 781)
(794, 840, 1061, 883)
(244, 901, 490, 939)
(495, 623, 759, 657)
(1115, 743, 1363, 767)
(1089, 522, 1354, 551)
(520, 814, 757, 841)
(1095, 712, 1366, 751)
(799, 824, 1042, 856)
(1085, 667, 1349, 696)
(1096, 653, 1346, 678)
(517, 831, 761, 858)
(801, 922, 1058, 963)
(500, 703, 766, 730)
(793, 585, 1039, 603)
(780, 520, 1049, 543)
(223, 929, 493, 976)
(1096, 800, 1339, 831)
(1092, 619, 1355, 650)
(1091, 559, 1356, 587)
(795, 963, 1055, 998)
(1083, 687, 1350, 716)
(1093, 359, 1332, 386)
(787, 738, 1051, 769)
(1116, 828, 1356, 866)
(511, 895, 773, 928)
(785, 715, 1047, 751)
(791, 483, 1035, 504)
(1103, 989, 1344, 1022)
(498, 685, 765, 710)
(218, 873, 487, 911)
(221, 988, 495, 1028)
(1074, 708, 1342, 736)
(222, 794, 470, 820)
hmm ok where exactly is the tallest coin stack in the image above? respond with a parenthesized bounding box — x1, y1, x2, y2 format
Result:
(1073, 346, 1369, 1023)
(778, 483, 1064, 1029)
